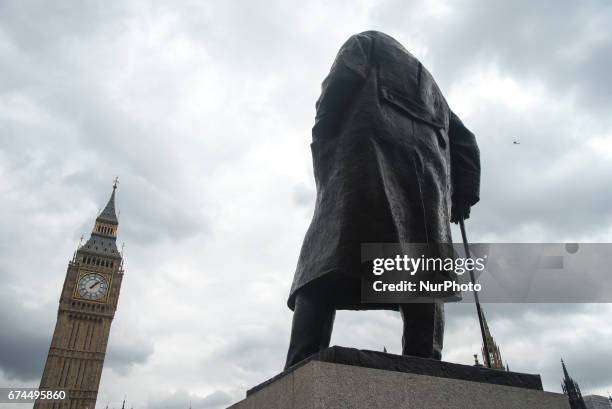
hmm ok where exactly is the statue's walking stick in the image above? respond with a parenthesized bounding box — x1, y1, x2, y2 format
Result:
(459, 218, 491, 368)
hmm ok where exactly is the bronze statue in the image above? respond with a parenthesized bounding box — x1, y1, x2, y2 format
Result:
(285, 31, 481, 369)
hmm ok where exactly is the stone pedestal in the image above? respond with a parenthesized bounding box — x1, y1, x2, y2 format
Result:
(227, 346, 569, 409)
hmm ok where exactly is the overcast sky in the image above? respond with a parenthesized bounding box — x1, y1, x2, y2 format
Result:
(1, 1, 612, 408)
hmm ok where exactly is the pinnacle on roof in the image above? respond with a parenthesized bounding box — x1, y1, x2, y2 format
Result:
(97, 178, 119, 225)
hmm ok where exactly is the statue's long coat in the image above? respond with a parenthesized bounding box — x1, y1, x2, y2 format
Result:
(288, 31, 480, 310)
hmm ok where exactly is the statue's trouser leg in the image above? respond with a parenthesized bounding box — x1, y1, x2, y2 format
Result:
(285, 292, 336, 369)
(399, 302, 444, 360)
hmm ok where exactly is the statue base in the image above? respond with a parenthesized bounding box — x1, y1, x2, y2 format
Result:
(227, 346, 569, 409)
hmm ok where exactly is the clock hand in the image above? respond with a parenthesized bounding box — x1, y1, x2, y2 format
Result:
(89, 282, 101, 290)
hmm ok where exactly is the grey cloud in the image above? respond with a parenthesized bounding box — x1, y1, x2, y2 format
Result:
(214, 321, 289, 376)
(105, 336, 154, 377)
(1, 1, 210, 248)
(147, 389, 232, 409)
(370, 0, 612, 112)
(0, 308, 49, 382)
(467, 102, 612, 241)
(292, 183, 314, 207)
(0, 88, 208, 248)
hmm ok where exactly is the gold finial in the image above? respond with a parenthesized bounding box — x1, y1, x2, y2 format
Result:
(113, 176, 119, 190)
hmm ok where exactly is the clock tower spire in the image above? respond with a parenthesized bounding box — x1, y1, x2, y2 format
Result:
(35, 181, 126, 409)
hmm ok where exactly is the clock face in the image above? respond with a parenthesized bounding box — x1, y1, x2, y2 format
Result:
(77, 272, 109, 301)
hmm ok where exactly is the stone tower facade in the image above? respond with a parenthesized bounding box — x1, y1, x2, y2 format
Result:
(562, 358, 588, 409)
(35, 182, 124, 409)
(480, 308, 506, 370)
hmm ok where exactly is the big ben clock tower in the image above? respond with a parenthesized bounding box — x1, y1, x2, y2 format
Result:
(35, 180, 125, 409)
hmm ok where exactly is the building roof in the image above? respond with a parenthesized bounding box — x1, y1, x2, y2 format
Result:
(81, 233, 121, 259)
(78, 182, 122, 260)
(97, 185, 119, 225)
